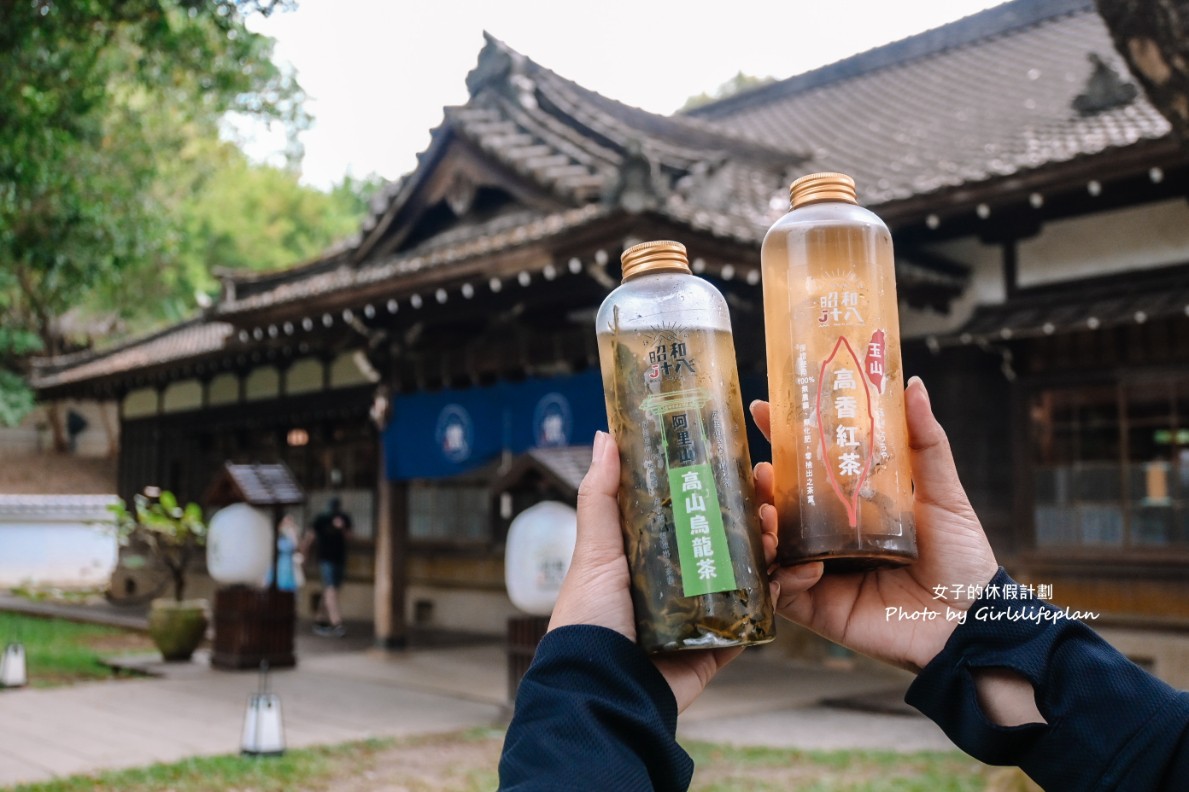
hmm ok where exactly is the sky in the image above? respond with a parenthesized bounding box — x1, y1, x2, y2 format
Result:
(240, 0, 1008, 190)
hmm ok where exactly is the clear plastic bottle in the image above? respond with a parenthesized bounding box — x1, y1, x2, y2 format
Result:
(761, 173, 917, 571)
(596, 240, 774, 652)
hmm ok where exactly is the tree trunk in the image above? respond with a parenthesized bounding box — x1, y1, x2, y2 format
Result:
(43, 400, 68, 453)
(1096, 0, 1189, 147)
(98, 400, 119, 458)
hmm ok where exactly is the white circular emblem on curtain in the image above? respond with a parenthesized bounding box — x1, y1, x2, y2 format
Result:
(533, 392, 572, 447)
(436, 404, 473, 463)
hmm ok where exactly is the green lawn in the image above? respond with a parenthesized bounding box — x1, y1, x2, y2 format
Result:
(685, 743, 993, 791)
(0, 612, 154, 687)
(1, 728, 1003, 792)
(3, 739, 396, 792)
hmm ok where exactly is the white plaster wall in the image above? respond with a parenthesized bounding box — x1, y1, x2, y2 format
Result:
(1018, 199, 1189, 288)
(330, 351, 375, 388)
(122, 388, 158, 419)
(287, 358, 323, 395)
(407, 584, 519, 637)
(0, 496, 119, 588)
(900, 236, 1005, 339)
(208, 372, 239, 406)
(1098, 626, 1189, 690)
(162, 380, 202, 413)
(0, 400, 117, 457)
(244, 366, 280, 402)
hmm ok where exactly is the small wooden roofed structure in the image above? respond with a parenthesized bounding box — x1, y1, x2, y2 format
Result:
(204, 462, 305, 509)
(491, 445, 593, 502)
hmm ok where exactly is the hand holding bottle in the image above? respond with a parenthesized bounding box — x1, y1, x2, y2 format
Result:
(549, 430, 811, 712)
(752, 376, 1000, 672)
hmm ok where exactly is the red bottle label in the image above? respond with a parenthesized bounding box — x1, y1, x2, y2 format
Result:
(816, 336, 875, 528)
(865, 329, 886, 394)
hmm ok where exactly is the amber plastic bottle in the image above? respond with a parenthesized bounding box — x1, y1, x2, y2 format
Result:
(595, 240, 774, 653)
(761, 173, 917, 571)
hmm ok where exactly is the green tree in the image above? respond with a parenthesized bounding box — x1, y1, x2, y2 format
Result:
(679, 71, 776, 112)
(0, 1, 303, 438)
(1096, 0, 1189, 149)
(88, 139, 384, 335)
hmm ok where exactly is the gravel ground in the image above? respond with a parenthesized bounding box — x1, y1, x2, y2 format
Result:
(0, 451, 117, 494)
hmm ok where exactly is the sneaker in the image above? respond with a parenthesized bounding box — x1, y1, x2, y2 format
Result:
(313, 624, 334, 637)
(331, 624, 347, 638)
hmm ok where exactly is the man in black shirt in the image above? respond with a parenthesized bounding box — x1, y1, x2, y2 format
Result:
(301, 497, 351, 637)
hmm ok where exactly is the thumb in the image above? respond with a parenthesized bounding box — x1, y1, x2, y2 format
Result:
(904, 376, 998, 612)
(905, 376, 976, 517)
(549, 431, 634, 637)
(568, 432, 632, 573)
(572, 431, 625, 566)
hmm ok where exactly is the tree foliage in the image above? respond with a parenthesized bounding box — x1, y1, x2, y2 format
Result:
(1, 1, 300, 348)
(0, 1, 379, 431)
(110, 489, 207, 602)
(680, 71, 776, 112)
(1096, 0, 1189, 149)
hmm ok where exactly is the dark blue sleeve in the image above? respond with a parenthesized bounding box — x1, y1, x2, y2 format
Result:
(498, 624, 694, 792)
(907, 567, 1189, 790)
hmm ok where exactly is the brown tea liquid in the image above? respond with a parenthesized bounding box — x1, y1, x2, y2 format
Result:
(761, 174, 917, 571)
(596, 240, 773, 652)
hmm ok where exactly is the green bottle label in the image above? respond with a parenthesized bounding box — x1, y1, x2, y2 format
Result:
(667, 462, 736, 596)
(642, 388, 737, 597)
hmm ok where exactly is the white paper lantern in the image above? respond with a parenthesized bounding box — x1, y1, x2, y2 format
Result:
(1, 643, 26, 688)
(504, 501, 577, 616)
(206, 503, 273, 586)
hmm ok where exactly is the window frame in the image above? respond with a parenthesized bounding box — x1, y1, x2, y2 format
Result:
(1024, 370, 1189, 560)
(406, 478, 496, 550)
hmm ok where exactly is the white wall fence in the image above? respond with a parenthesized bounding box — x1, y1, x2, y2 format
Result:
(0, 495, 119, 589)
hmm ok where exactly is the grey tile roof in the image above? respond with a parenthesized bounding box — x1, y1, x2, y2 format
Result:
(0, 494, 120, 521)
(943, 262, 1189, 344)
(523, 445, 594, 496)
(216, 204, 610, 316)
(689, 0, 1171, 208)
(31, 320, 233, 389)
(386, 33, 801, 244)
(216, 33, 805, 319)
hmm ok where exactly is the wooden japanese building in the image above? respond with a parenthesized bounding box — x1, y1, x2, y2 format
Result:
(34, 0, 1189, 681)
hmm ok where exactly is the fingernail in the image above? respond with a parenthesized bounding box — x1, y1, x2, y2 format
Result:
(759, 503, 775, 522)
(792, 562, 823, 580)
(908, 375, 929, 405)
(593, 430, 608, 461)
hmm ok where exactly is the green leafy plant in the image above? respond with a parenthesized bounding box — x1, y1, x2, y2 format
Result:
(109, 489, 207, 602)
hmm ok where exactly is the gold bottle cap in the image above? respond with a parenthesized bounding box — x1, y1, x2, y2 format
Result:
(789, 172, 858, 209)
(619, 240, 691, 282)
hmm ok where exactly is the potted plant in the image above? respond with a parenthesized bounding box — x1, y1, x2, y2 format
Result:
(110, 488, 209, 661)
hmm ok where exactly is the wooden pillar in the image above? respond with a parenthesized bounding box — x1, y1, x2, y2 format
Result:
(1002, 239, 1019, 300)
(373, 448, 409, 649)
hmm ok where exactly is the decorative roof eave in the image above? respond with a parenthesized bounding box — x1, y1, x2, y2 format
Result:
(872, 135, 1184, 233)
(933, 260, 1189, 349)
(31, 319, 235, 397)
(214, 203, 615, 321)
(215, 243, 356, 307)
(212, 168, 829, 328)
(352, 122, 459, 265)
